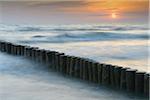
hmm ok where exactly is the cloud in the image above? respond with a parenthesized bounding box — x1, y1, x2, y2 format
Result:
(27, 1, 88, 8)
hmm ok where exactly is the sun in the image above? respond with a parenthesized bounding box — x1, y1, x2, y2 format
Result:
(111, 13, 117, 19)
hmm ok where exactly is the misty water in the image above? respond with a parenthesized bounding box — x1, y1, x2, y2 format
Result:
(0, 52, 148, 100)
(0, 24, 149, 100)
(0, 24, 149, 72)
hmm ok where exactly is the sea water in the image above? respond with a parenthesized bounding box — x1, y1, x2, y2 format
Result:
(0, 24, 149, 100)
(0, 52, 147, 100)
(0, 23, 148, 72)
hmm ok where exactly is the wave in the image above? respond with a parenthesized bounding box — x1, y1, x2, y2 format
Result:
(26, 32, 149, 43)
(0, 24, 148, 32)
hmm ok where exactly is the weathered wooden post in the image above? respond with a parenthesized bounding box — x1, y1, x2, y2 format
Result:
(40, 49, 47, 64)
(34, 49, 40, 62)
(14, 45, 18, 55)
(55, 53, 65, 72)
(0, 41, 1, 51)
(0, 41, 5, 52)
(54, 52, 61, 70)
(38, 49, 43, 63)
(61, 55, 68, 74)
(144, 73, 150, 97)
(28, 47, 35, 58)
(110, 65, 116, 87)
(98, 63, 103, 84)
(69, 56, 75, 76)
(10, 44, 15, 54)
(135, 71, 145, 95)
(102, 64, 110, 85)
(120, 67, 130, 90)
(83, 59, 89, 80)
(74, 57, 80, 78)
(59, 55, 65, 73)
(126, 69, 137, 92)
(50, 51, 55, 69)
(6, 42, 12, 54)
(4, 42, 7, 52)
(66, 56, 71, 75)
(114, 66, 122, 88)
(50, 51, 56, 67)
(55, 53, 59, 71)
(0, 42, 1, 51)
(13, 44, 16, 55)
(45, 50, 50, 66)
(45, 51, 55, 68)
(16, 45, 22, 55)
(2, 42, 6, 52)
(13, 44, 17, 55)
(1, 42, 5, 52)
(79, 58, 84, 79)
(92, 62, 99, 83)
(24, 46, 30, 57)
(88, 60, 93, 82)
(21, 45, 25, 56)
(6, 42, 11, 54)
(31, 48, 37, 61)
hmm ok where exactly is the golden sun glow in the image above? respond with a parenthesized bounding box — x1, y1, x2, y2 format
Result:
(111, 13, 117, 19)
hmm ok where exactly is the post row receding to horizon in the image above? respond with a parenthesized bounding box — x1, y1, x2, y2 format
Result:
(0, 41, 149, 97)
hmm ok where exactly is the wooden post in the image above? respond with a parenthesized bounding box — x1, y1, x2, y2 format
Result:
(54, 53, 59, 71)
(79, 58, 84, 79)
(6, 42, 12, 54)
(102, 64, 110, 85)
(2, 42, 6, 52)
(66, 56, 70, 75)
(38, 49, 43, 63)
(120, 67, 130, 90)
(51, 52, 58, 70)
(31, 48, 36, 61)
(0, 41, 1, 51)
(144, 73, 150, 97)
(41, 50, 47, 64)
(126, 69, 137, 92)
(24, 46, 30, 57)
(74, 57, 80, 78)
(20, 45, 25, 56)
(16, 45, 22, 55)
(110, 65, 116, 87)
(83, 59, 89, 80)
(114, 66, 122, 89)
(56, 53, 65, 72)
(135, 71, 145, 95)
(35, 49, 40, 62)
(88, 61, 93, 82)
(45, 51, 54, 68)
(69, 56, 75, 76)
(59, 55, 65, 73)
(28, 47, 35, 59)
(98, 63, 103, 84)
(92, 62, 99, 83)
(0, 41, 2, 51)
(14, 45, 18, 55)
(1, 42, 6, 52)
(45, 50, 51, 66)
(10, 44, 15, 54)
(62, 55, 68, 74)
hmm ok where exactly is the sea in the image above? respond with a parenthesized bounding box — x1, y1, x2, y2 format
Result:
(0, 23, 149, 72)
(0, 23, 149, 100)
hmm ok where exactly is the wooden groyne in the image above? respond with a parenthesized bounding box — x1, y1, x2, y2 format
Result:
(0, 41, 149, 97)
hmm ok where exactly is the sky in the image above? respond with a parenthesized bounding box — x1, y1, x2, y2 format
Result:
(0, 0, 149, 25)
